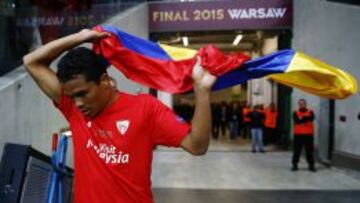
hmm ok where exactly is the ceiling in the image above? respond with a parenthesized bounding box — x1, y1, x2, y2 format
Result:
(151, 30, 280, 53)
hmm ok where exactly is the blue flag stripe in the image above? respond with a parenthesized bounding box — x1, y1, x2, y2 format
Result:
(102, 25, 172, 60)
(213, 49, 295, 90)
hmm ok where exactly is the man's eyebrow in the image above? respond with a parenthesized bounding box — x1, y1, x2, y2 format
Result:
(71, 90, 88, 98)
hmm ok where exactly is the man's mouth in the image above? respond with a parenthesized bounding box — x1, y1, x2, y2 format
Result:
(81, 109, 91, 116)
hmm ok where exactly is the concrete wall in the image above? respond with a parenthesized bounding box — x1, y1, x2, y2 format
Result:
(248, 78, 273, 107)
(0, 68, 68, 160)
(293, 0, 360, 156)
(0, 3, 149, 166)
(104, 3, 149, 95)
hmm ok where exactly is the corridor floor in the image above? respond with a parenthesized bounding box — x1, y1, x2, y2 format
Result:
(152, 139, 360, 202)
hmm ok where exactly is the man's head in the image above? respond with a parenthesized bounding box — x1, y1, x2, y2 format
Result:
(57, 47, 108, 84)
(57, 47, 115, 118)
(298, 99, 307, 110)
(269, 103, 276, 111)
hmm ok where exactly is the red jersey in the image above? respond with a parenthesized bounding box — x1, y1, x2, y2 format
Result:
(56, 92, 190, 203)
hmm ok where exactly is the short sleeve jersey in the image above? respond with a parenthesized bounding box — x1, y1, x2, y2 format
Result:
(56, 92, 190, 203)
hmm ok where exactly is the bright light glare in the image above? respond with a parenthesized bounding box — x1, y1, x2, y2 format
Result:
(233, 34, 243, 46)
(182, 36, 189, 47)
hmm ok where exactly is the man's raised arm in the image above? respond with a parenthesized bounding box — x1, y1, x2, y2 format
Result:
(180, 57, 217, 155)
(23, 29, 109, 104)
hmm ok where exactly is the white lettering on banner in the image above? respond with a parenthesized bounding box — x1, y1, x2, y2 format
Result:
(86, 139, 130, 164)
(273, 8, 287, 18)
(258, 8, 266, 19)
(152, 10, 190, 22)
(16, 16, 64, 27)
(227, 8, 287, 19)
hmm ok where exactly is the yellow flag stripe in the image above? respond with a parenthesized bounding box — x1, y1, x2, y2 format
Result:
(269, 52, 358, 99)
(159, 44, 197, 60)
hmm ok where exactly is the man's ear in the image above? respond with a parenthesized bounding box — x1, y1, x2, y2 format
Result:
(100, 73, 111, 86)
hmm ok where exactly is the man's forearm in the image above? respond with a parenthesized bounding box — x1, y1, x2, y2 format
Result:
(181, 56, 216, 155)
(190, 87, 212, 154)
(24, 32, 86, 67)
(293, 113, 306, 123)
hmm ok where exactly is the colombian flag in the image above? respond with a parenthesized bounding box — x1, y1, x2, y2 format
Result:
(93, 25, 357, 99)
(93, 25, 250, 93)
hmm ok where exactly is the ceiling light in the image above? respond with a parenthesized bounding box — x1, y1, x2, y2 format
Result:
(182, 36, 189, 47)
(233, 34, 243, 46)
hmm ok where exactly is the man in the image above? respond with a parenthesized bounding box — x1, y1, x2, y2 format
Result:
(241, 103, 251, 139)
(264, 103, 278, 145)
(292, 99, 316, 172)
(219, 101, 228, 137)
(211, 102, 221, 139)
(228, 101, 240, 140)
(247, 105, 265, 153)
(23, 29, 216, 202)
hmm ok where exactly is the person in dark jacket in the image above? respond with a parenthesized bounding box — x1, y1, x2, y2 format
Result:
(219, 101, 228, 137)
(248, 105, 265, 153)
(212, 102, 221, 139)
(228, 101, 241, 140)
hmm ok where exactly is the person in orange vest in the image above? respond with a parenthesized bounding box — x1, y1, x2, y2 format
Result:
(241, 103, 251, 139)
(292, 99, 316, 172)
(264, 103, 278, 145)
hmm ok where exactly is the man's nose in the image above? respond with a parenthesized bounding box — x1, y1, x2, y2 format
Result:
(74, 98, 85, 108)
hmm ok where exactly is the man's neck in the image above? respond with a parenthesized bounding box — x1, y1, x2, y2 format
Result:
(105, 89, 119, 108)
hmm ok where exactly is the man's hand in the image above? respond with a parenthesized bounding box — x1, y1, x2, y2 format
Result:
(192, 56, 217, 91)
(77, 29, 111, 43)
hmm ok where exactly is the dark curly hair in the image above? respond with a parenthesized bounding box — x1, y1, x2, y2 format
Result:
(57, 47, 109, 84)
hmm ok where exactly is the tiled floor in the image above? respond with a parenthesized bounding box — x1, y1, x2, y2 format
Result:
(153, 189, 360, 203)
(152, 138, 360, 202)
(157, 136, 278, 152)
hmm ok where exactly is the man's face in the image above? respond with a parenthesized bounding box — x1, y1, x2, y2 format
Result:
(298, 100, 306, 110)
(62, 75, 111, 118)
